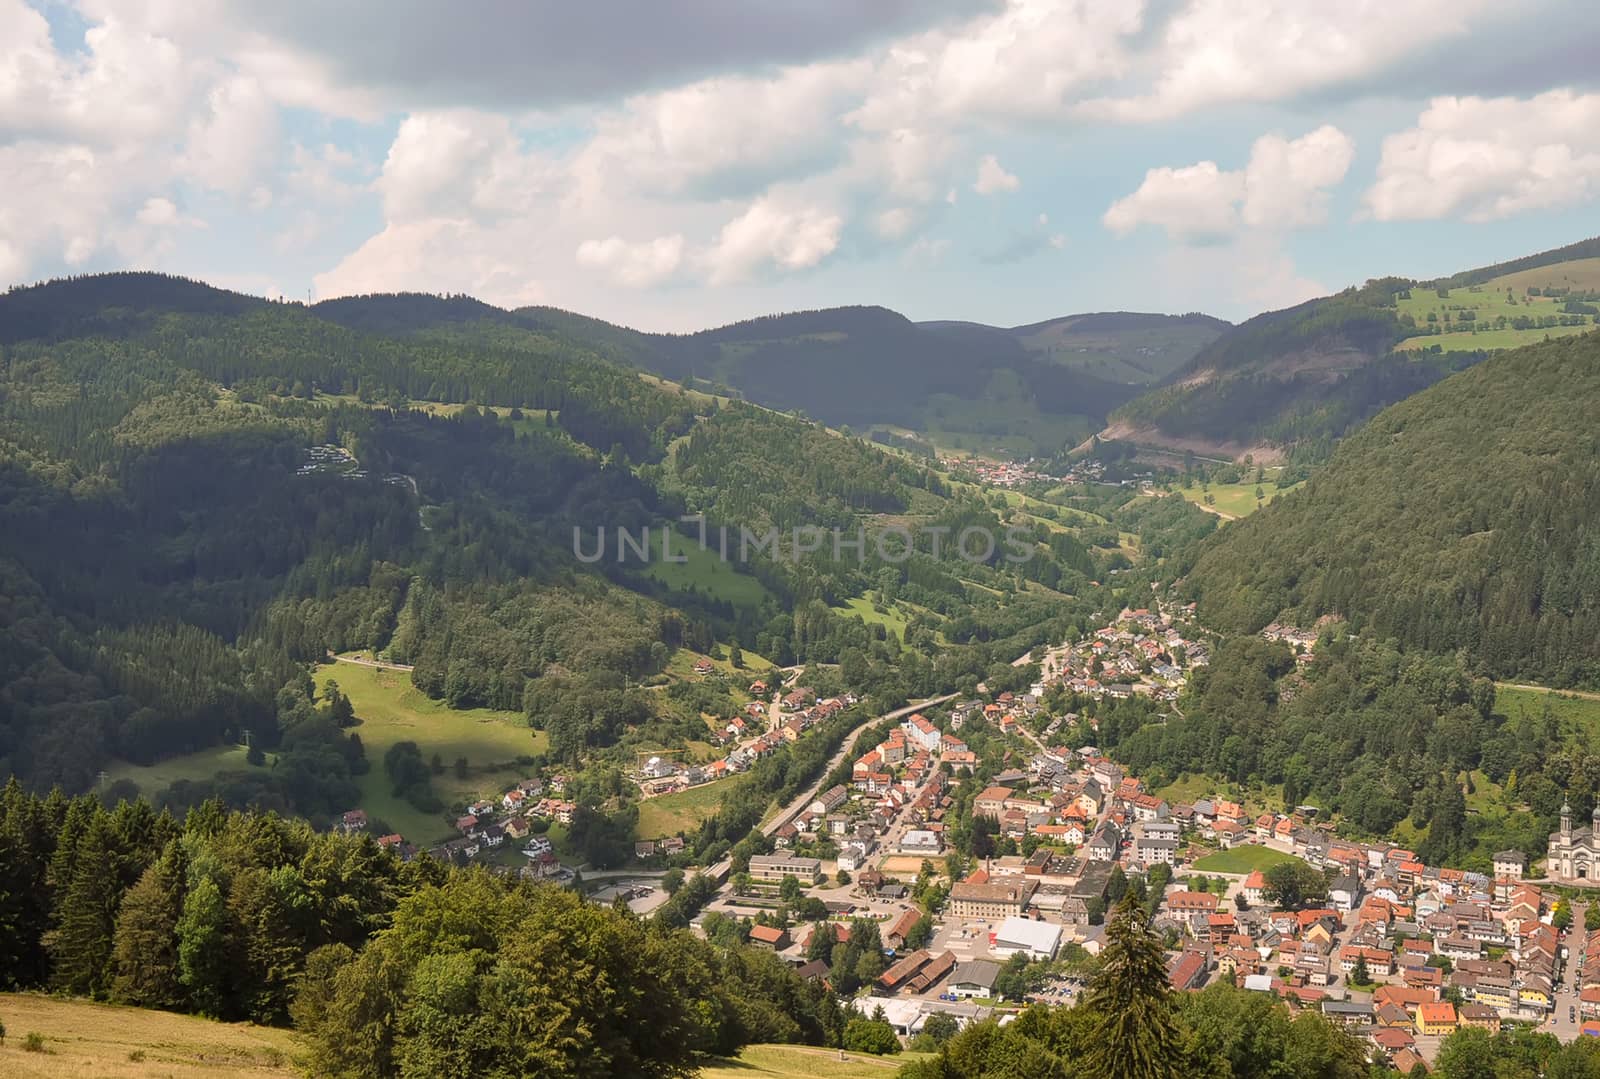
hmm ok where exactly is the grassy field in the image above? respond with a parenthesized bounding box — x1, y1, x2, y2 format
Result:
(1395, 274, 1598, 354)
(318, 660, 546, 845)
(103, 745, 256, 794)
(633, 525, 771, 608)
(698, 1043, 926, 1077)
(833, 595, 914, 639)
(637, 777, 743, 839)
(1192, 846, 1303, 874)
(1398, 324, 1592, 353)
(1496, 683, 1600, 737)
(1171, 480, 1302, 519)
(0, 993, 302, 1078)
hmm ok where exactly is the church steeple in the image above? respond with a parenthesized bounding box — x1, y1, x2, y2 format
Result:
(1562, 799, 1573, 837)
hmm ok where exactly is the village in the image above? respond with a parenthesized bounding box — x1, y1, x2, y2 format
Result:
(321, 603, 1592, 1071)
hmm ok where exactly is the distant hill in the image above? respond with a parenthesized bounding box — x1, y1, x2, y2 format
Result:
(1182, 330, 1600, 687)
(999, 310, 1229, 383)
(614, 306, 1219, 458)
(312, 297, 1216, 458)
(1104, 237, 1600, 463)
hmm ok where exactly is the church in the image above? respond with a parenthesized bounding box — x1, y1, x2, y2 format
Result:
(1546, 800, 1600, 880)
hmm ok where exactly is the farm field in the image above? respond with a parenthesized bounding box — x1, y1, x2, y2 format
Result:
(0, 993, 302, 1079)
(317, 659, 546, 845)
(698, 1043, 926, 1078)
(1192, 846, 1303, 874)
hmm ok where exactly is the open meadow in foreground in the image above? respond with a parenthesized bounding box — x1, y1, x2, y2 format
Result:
(698, 1043, 928, 1077)
(0, 993, 302, 1079)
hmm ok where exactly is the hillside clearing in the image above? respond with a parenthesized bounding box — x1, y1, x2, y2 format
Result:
(316, 660, 546, 844)
(1171, 480, 1302, 519)
(0, 993, 302, 1079)
(1496, 683, 1600, 736)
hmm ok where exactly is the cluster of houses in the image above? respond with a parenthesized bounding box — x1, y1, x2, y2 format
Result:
(942, 457, 1055, 488)
(768, 712, 967, 872)
(1034, 604, 1208, 704)
(636, 684, 857, 796)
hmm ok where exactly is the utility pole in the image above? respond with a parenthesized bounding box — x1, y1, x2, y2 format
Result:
(97, 770, 108, 789)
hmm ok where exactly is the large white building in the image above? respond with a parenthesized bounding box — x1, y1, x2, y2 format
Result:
(1547, 801, 1600, 880)
(991, 917, 1061, 961)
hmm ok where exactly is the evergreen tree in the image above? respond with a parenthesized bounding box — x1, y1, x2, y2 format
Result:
(46, 813, 122, 996)
(1081, 895, 1183, 1079)
(111, 839, 187, 1008)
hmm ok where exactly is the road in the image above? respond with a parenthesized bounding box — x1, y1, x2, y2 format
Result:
(703, 693, 956, 882)
(328, 652, 415, 672)
(1551, 903, 1589, 1040)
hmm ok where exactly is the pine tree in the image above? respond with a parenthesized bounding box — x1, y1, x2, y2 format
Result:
(1081, 895, 1183, 1079)
(111, 839, 187, 1008)
(47, 814, 122, 997)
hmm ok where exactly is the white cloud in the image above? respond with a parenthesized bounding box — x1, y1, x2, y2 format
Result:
(1104, 161, 1245, 240)
(575, 234, 686, 287)
(973, 154, 1020, 194)
(180, 75, 280, 199)
(1104, 126, 1353, 240)
(852, 0, 1143, 130)
(1363, 90, 1600, 221)
(703, 198, 843, 284)
(1241, 125, 1355, 228)
(1086, 0, 1492, 122)
(377, 110, 553, 221)
(572, 62, 868, 202)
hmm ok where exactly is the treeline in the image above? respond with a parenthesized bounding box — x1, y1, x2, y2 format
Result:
(1186, 332, 1600, 688)
(0, 783, 844, 1076)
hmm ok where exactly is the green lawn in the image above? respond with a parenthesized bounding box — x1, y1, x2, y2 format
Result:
(637, 779, 742, 840)
(698, 1043, 927, 1078)
(318, 660, 546, 845)
(1192, 847, 1304, 874)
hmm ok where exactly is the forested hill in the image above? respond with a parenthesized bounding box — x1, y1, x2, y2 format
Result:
(0, 272, 1136, 815)
(1183, 330, 1600, 688)
(1105, 235, 1600, 464)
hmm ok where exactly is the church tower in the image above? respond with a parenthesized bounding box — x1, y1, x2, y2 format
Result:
(1563, 799, 1573, 838)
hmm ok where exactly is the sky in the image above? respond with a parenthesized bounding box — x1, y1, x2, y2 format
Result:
(4, 0, 1600, 331)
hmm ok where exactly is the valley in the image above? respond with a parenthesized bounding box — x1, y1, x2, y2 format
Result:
(1, 253, 1597, 1077)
